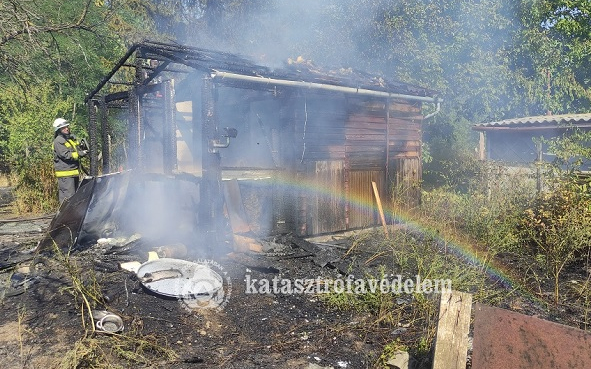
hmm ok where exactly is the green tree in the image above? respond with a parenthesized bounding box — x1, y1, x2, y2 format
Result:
(0, 0, 164, 211)
(0, 83, 75, 212)
(511, 0, 591, 114)
(2, 1, 116, 90)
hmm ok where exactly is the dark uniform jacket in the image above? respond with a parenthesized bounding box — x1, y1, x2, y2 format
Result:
(53, 134, 83, 178)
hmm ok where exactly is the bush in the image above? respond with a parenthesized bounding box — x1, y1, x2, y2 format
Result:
(519, 177, 591, 303)
(420, 161, 534, 255)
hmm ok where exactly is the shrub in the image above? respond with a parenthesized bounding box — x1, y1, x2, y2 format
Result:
(419, 162, 534, 256)
(519, 177, 591, 303)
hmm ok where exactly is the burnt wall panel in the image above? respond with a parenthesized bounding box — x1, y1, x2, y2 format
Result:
(345, 103, 387, 170)
(217, 89, 280, 169)
(213, 90, 424, 236)
(141, 103, 165, 173)
(295, 95, 347, 163)
(300, 160, 347, 235)
(388, 114, 422, 160)
(391, 157, 421, 208)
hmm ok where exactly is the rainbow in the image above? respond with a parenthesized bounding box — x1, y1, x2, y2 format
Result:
(249, 172, 546, 307)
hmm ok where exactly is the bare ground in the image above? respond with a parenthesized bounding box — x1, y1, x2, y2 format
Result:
(0, 188, 589, 369)
(0, 221, 408, 369)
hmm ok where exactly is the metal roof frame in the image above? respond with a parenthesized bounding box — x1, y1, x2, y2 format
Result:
(86, 40, 441, 104)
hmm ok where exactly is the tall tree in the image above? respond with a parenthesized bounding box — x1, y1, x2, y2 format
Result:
(511, 0, 591, 114)
(0, 0, 163, 211)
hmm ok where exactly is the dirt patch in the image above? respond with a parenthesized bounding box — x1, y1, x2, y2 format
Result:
(0, 320, 20, 342)
(0, 187, 15, 217)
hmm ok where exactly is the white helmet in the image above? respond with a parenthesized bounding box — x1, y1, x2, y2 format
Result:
(53, 118, 70, 132)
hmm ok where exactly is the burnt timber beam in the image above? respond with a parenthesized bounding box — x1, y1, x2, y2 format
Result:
(99, 97, 110, 174)
(163, 79, 177, 174)
(88, 99, 99, 176)
(199, 76, 223, 244)
(85, 43, 140, 103)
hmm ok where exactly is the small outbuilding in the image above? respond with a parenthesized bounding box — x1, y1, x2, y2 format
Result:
(84, 40, 441, 239)
(473, 113, 591, 166)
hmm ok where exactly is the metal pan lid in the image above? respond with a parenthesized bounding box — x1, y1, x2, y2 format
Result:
(136, 258, 223, 299)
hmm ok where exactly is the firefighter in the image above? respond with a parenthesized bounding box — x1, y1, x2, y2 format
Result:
(52, 118, 88, 204)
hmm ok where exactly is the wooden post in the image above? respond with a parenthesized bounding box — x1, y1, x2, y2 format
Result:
(536, 140, 543, 194)
(478, 132, 486, 161)
(87, 99, 98, 176)
(99, 96, 110, 174)
(432, 290, 472, 369)
(372, 181, 389, 237)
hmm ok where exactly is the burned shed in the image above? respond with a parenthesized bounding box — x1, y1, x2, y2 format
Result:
(81, 41, 440, 243)
(473, 113, 591, 168)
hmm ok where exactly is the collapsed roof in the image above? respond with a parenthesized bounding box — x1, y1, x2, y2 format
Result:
(85, 40, 441, 104)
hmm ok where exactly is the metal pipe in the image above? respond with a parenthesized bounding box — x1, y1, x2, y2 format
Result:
(424, 101, 441, 120)
(211, 71, 442, 104)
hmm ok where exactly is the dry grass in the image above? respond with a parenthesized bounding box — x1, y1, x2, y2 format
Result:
(0, 174, 10, 187)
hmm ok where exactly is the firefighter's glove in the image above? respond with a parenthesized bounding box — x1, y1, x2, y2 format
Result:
(79, 150, 88, 158)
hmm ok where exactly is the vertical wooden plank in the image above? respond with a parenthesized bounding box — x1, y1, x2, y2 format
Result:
(385, 98, 390, 183)
(297, 170, 308, 236)
(349, 170, 384, 228)
(163, 79, 177, 174)
(99, 97, 111, 174)
(199, 77, 222, 236)
(372, 181, 389, 236)
(309, 161, 320, 235)
(348, 171, 365, 228)
(344, 158, 350, 230)
(393, 158, 421, 208)
(478, 132, 486, 161)
(312, 161, 345, 234)
(432, 291, 473, 369)
(88, 99, 98, 176)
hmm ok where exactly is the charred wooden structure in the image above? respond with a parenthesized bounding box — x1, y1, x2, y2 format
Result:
(85, 41, 441, 238)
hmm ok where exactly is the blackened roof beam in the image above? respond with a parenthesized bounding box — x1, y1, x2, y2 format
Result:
(86, 40, 440, 103)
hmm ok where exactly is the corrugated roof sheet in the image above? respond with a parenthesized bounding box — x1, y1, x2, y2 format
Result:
(473, 113, 591, 130)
